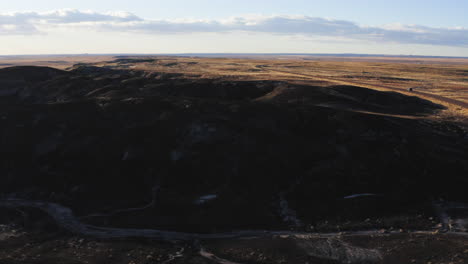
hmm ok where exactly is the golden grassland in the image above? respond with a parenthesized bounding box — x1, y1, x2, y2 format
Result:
(2, 55, 468, 122)
(119, 56, 468, 120)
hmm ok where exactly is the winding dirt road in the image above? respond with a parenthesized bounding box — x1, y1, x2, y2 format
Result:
(2, 199, 468, 263)
(0, 199, 387, 263)
(1, 199, 466, 240)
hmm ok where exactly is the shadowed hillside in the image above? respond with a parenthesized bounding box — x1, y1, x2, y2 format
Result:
(0, 65, 466, 230)
(1, 64, 468, 264)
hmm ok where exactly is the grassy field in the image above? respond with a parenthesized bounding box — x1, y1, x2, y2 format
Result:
(109, 55, 468, 120)
(2, 54, 468, 120)
(132, 57, 468, 103)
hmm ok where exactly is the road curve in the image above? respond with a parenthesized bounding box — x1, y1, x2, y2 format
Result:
(5, 199, 468, 264)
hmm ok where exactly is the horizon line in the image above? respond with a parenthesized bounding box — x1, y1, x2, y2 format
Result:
(1, 53, 468, 59)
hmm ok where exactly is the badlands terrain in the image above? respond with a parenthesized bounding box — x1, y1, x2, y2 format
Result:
(0, 55, 468, 263)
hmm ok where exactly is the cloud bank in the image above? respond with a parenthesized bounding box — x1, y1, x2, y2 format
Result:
(1, 9, 467, 46)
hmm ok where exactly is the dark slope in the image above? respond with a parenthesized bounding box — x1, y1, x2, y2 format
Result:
(258, 84, 444, 116)
(0, 66, 69, 99)
(0, 66, 467, 232)
(0, 66, 67, 82)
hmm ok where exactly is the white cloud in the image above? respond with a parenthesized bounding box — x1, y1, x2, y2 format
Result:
(1, 9, 467, 47)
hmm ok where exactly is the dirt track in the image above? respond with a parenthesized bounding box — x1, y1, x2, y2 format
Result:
(2, 199, 467, 240)
(268, 69, 468, 110)
(5, 199, 468, 264)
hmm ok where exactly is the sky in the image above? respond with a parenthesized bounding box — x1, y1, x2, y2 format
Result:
(1, 0, 468, 56)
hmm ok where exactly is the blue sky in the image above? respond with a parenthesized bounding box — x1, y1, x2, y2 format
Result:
(1, 0, 467, 55)
(3, 0, 467, 27)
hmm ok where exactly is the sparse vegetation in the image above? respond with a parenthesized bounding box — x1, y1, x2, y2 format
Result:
(0, 55, 467, 264)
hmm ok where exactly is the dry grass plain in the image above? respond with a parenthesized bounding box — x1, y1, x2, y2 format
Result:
(2, 54, 468, 121)
(116, 55, 468, 121)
